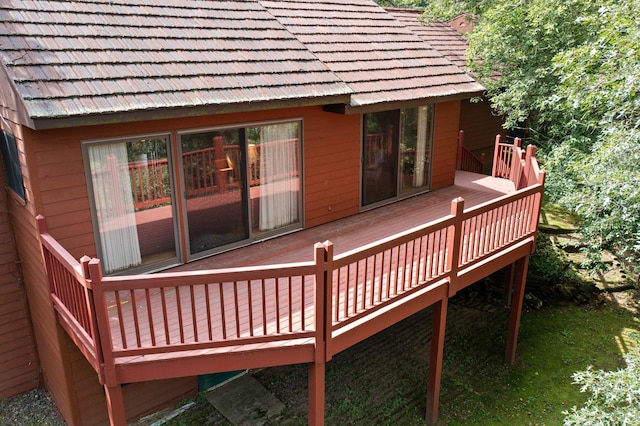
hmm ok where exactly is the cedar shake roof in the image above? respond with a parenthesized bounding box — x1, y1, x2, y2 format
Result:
(262, 0, 483, 112)
(386, 8, 470, 71)
(0, 0, 483, 129)
(0, 0, 350, 128)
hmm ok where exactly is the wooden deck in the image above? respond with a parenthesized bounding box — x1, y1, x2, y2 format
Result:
(39, 141, 544, 426)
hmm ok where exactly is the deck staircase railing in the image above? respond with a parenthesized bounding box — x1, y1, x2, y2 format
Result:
(491, 135, 541, 190)
(456, 130, 486, 174)
(40, 140, 545, 425)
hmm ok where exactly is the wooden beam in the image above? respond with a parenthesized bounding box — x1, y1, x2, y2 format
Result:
(104, 384, 126, 426)
(426, 297, 448, 426)
(308, 361, 325, 426)
(505, 256, 529, 365)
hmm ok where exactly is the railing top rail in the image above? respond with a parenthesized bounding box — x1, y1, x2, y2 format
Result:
(98, 260, 317, 291)
(333, 214, 455, 267)
(461, 183, 544, 219)
(39, 231, 86, 283)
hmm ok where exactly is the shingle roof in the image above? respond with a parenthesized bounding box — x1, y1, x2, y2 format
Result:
(261, 0, 483, 111)
(0, 0, 350, 126)
(386, 8, 470, 71)
(0, 0, 483, 128)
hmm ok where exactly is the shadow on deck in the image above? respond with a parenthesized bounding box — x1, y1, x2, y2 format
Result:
(39, 142, 544, 425)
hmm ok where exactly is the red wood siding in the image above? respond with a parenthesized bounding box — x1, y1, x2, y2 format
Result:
(431, 100, 462, 190)
(303, 111, 361, 228)
(4, 121, 79, 423)
(0, 155, 39, 398)
(460, 99, 505, 172)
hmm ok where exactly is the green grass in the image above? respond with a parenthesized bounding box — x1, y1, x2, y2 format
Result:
(438, 302, 639, 425)
(160, 298, 639, 425)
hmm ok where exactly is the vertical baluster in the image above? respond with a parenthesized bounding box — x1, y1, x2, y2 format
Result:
(175, 286, 185, 343)
(204, 284, 213, 341)
(262, 279, 267, 336)
(130, 290, 142, 347)
(145, 289, 156, 346)
(115, 291, 127, 349)
(233, 281, 240, 338)
(190, 285, 198, 342)
(219, 283, 227, 340)
(247, 281, 254, 337)
(160, 288, 170, 344)
(275, 278, 281, 333)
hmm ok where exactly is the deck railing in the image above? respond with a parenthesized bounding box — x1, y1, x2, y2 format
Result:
(39, 143, 545, 378)
(38, 139, 545, 423)
(456, 130, 486, 174)
(491, 135, 542, 190)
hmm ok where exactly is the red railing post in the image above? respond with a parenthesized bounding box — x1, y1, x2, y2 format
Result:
(510, 138, 523, 188)
(87, 258, 117, 387)
(447, 198, 465, 297)
(80, 255, 106, 383)
(456, 130, 464, 170)
(323, 241, 334, 361)
(311, 241, 331, 426)
(491, 134, 502, 177)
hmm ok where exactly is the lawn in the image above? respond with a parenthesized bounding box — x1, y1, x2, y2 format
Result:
(159, 290, 639, 425)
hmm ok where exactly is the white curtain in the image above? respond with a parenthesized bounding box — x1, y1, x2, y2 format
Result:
(88, 143, 142, 273)
(413, 106, 429, 188)
(259, 124, 299, 231)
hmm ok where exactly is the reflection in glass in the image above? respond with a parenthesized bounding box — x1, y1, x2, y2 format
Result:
(87, 137, 177, 274)
(181, 129, 247, 256)
(362, 110, 399, 205)
(400, 106, 433, 194)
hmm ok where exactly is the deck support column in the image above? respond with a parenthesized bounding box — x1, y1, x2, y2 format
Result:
(426, 296, 448, 426)
(308, 361, 325, 426)
(503, 262, 516, 307)
(505, 256, 529, 365)
(104, 384, 126, 426)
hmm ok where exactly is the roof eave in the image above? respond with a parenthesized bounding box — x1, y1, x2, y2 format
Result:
(324, 89, 485, 115)
(29, 93, 352, 130)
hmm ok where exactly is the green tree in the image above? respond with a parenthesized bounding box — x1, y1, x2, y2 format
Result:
(374, 0, 427, 8)
(424, 0, 640, 276)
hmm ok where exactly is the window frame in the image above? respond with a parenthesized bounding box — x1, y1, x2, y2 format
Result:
(82, 132, 182, 275)
(0, 127, 26, 202)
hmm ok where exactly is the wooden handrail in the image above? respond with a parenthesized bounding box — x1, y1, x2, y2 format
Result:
(456, 130, 486, 173)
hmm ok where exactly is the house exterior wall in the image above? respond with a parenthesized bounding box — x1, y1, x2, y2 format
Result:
(431, 100, 462, 190)
(0, 126, 39, 399)
(14, 100, 463, 424)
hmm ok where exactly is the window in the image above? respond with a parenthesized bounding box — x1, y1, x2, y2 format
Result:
(0, 128, 26, 201)
(362, 106, 433, 206)
(84, 120, 302, 274)
(85, 135, 178, 274)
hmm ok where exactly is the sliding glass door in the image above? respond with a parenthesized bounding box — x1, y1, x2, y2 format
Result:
(85, 120, 302, 274)
(362, 106, 433, 207)
(180, 129, 247, 257)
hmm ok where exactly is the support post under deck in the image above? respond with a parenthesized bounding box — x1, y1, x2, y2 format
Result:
(426, 296, 448, 425)
(308, 361, 325, 426)
(505, 256, 530, 365)
(104, 384, 126, 426)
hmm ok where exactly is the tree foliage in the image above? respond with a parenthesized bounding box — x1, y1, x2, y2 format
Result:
(563, 333, 640, 425)
(424, 0, 640, 276)
(374, 0, 427, 8)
